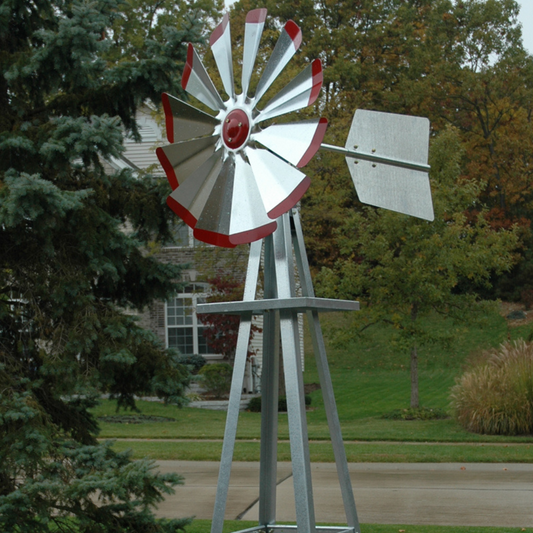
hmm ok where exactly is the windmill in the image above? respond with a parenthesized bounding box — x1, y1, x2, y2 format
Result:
(156, 8, 434, 533)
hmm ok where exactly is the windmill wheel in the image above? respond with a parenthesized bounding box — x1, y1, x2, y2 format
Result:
(157, 9, 327, 248)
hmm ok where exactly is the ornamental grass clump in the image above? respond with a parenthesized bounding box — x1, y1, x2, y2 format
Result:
(450, 340, 533, 435)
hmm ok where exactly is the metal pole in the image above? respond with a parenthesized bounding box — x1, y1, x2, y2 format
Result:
(211, 239, 263, 533)
(259, 235, 280, 526)
(274, 214, 316, 533)
(291, 210, 360, 532)
(320, 143, 430, 173)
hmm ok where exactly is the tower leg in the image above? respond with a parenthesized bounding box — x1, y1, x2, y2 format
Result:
(259, 235, 280, 526)
(274, 214, 316, 533)
(211, 240, 262, 533)
(291, 210, 360, 532)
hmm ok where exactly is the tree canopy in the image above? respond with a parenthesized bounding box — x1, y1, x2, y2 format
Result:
(0, 0, 221, 530)
(316, 126, 519, 407)
(228, 0, 533, 294)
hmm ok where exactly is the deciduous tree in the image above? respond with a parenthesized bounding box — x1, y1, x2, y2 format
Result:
(228, 0, 533, 288)
(199, 273, 261, 362)
(316, 126, 519, 408)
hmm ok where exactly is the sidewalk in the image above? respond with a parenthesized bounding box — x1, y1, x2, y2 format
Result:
(155, 461, 533, 527)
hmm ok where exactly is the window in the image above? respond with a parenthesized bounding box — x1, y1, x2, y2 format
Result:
(167, 222, 210, 248)
(166, 284, 214, 356)
(170, 223, 190, 247)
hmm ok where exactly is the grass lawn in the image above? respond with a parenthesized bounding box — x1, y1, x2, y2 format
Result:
(185, 520, 530, 533)
(110, 438, 533, 462)
(91, 305, 533, 462)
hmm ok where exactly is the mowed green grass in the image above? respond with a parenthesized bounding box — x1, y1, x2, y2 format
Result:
(185, 520, 530, 533)
(91, 305, 533, 461)
(94, 369, 532, 443)
(93, 369, 532, 444)
(50, 518, 531, 533)
(110, 438, 533, 463)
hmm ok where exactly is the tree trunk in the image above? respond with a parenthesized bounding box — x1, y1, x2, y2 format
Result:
(410, 343, 419, 409)
(410, 302, 419, 409)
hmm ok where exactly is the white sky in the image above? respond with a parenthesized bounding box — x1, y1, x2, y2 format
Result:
(516, 0, 533, 54)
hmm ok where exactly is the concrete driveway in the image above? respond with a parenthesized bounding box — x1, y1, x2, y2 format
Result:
(155, 461, 533, 527)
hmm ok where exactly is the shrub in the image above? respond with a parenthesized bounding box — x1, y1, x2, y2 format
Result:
(278, 396, 288, 412)
(450, 340, 533, 435)
(247, 395, 312, 412)
(178, 354, 207, 374)
(506, 310, 526, 320)
(247, 396, 262, 412)
(382, 407, 448, 420)
(198, 363, 233, 399)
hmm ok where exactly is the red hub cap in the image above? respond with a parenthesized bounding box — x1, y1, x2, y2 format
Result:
(222, 109, 250, 150)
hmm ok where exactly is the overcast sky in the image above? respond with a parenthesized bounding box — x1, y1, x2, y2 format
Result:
(516, 1, 532, 54)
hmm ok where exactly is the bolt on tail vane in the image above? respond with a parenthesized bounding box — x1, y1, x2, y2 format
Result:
(157, 9, 327, 248)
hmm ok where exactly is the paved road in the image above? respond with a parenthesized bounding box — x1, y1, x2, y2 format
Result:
(155, 461, 533, 527)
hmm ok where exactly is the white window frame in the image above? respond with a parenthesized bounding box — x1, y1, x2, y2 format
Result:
(165, 283, 223, 360)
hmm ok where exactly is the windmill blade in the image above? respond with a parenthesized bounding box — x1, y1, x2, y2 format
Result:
(191, 155, 277, 247)
(210, 14, 235, 100)
(257, 60, 323, 123)
(345, 109, 434, 221)
(193, 156, 235, 247)
(161, 93, 218, 144)
(229, 155, 278, 244)
(245, 146, 310, 219)
(182, 43, 225, 112)
(156, 135, 218, 190)
(241, 8, 267, 98)
(167, 150, 224, 228)
(186, 154, 277, 247)
(252, 118, 328, 168)
(253, 20, 302, 104)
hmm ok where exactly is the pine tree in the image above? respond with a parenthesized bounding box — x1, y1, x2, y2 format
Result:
(0, 0, 220, 530)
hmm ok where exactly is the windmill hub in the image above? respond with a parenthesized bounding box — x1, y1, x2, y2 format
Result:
(222, 108, 250, 150)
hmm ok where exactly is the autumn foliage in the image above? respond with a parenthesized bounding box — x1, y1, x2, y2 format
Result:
(199, 273, 261, 361)
(228, 0, 533, 300)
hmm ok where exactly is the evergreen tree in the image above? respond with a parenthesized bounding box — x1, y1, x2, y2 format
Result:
(0, 0, 220, 530)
